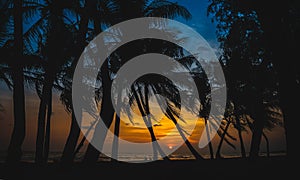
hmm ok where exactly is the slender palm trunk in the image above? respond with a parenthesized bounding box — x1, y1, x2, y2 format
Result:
(84, 64, 114, 164)
(249, 95, 265, 159)
(43, 89, 52, 162)
(60, 0, 91, 165)
(165, 108, 203, 160)
(112, 87, 123, 161)
(133, 87, 169, 161)
(262, 132, 270, 158)
(6, 0, 25, 165)
(254, 1, 297, 159)
(216, 120, 231, 159)
(175, 123, 204, 160)
(61, 111, 81, 164)
(205, 118, 214, 159)
(73, 119, 97, 158)
(111, 113, 120, 161)
(236, 116, 246, 158)
(35, 77, 53, 164)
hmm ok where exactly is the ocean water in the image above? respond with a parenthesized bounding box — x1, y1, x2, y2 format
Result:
(0, 151, 286, 163)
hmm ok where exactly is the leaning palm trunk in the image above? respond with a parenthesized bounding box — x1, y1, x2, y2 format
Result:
(83, 64, 115, 164)
(73, 119, 98, 159)
(262, 132, 270, 158)
(6, 0, 26, 165)
(165, 108, 204, 160)
(216, 120, 231, 159)
(133, 87, 169, 161)
(154, 91, 204, 160)
(236, 116, 246, 158)
(60, 0, 93, 164)
(174, 118, 204, 160)
(249, 95, 265, 159)
(61, 112, 81, 164)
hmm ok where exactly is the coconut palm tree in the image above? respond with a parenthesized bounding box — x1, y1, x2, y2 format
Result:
(3, 0, 26, 165)
(60, 0, 119, 165)
(22, 0, 78, 164)
(83, 0, 192, 164)
(0, 0, 50, 164)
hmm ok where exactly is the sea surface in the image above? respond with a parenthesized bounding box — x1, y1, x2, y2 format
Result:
(0, 151, 286, 163)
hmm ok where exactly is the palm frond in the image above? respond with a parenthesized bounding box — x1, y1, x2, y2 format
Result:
(144, 0, 192, 20)
(23, 12, 49, 54)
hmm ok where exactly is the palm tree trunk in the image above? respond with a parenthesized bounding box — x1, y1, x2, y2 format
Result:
(175, 123, 204, 160)
(216, 120, 231, 159)
(249, 96, 265, 159)
(59, 0, 90, 165)
(111, 113, 120, 161)
(253, 1, 297, 159)
(6, 0, 25, 165)
(164, 108, 203, 160)
(43, 89, 52, 163)
(236, 116, 246, 158)
(35, 75, 54, 164)
(61, 112, 81, 164)
(73, 119, 98, 158)
(83, 64, 114, 164)
(111, 87, 123, 161)
(205, 118, 214, 159)
(262, 132, 270, 158)
(133, 86, 169, 161)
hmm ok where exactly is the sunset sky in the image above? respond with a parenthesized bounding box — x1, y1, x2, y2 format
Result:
(0, 0, 286, 160)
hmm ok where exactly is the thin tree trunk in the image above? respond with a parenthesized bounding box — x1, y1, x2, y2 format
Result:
(6, 0, 25, 165)
(133, 86, 169, 161)
(165, 108, 204, 160)
(35, 76, 53, 164)
(112, 87, 123, 161)
(61, 112, 81, 164)
(253, 0, 297, 159)
(216, 120, 230, 159)
(83, 64, 114, 164)
(249, 95, 265, 159)
(236, 116, 246, 158)
(205, 118, 214, 159)
(175, 123, 204, 160)
(262, 132, 270, 158)
(73, 119, 97, 158)
(59, 0, 90, 165)
(43, 89, 52, 163)
(154, 91, 203, 160)
(111, 113, 120, 161)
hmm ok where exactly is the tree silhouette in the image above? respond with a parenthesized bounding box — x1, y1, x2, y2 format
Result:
(249, 0, 300, 158)
(207, 0, 285, 159)
(83, 0, 192, 164)
(4, 0, 26, 165)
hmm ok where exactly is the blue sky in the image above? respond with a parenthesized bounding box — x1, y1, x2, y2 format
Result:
(171, 0, 218, 48)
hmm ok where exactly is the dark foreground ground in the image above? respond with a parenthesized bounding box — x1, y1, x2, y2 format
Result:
(0, 156, 293, 180)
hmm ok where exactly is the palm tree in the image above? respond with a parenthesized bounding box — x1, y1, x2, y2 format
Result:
(207, 0, 284, 159)
(131, 84, 170, 161)
(83, 0, 192, 164)
(0, 0, 49, 164)
(246, 103, 283, 157)
(24, 0, 78, 164)
(5, 0, 26, 165)
(250, 0, 300, 158)
(60, 0, 119, 165)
